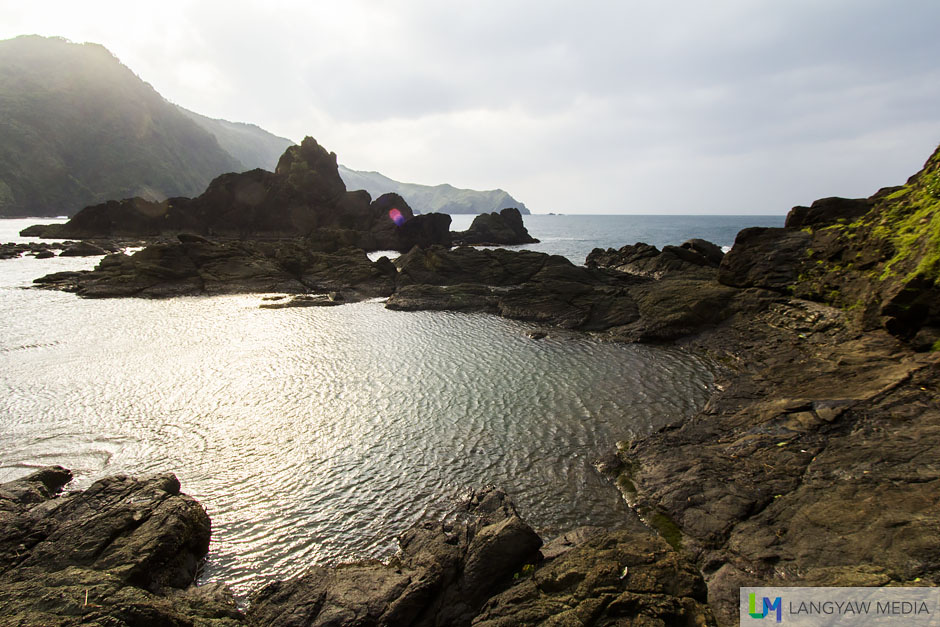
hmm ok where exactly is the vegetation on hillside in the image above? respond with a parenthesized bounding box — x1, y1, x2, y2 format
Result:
(0, 35, 243, 217)
(337, 165, 530, 215)
(793, 143, 940, 337)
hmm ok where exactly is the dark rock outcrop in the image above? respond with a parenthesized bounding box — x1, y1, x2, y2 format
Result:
(1, 471, 713, 626)
(474, 528, 713, 626)
(388, 246, 644, 332)
(59, 240, 112, 257)
(610, 143, 940, 624)
(617, 301, 940, 625)
(586, 238, 724, 279)
(248, 487, 543, 627)
(34, 239, 396, 300)
(452, 208, 539, 246)
(1, 241, 69, 259)
(21, 137, 453, 252)
(717, 227, 811, 290)
(0, 467, 241, 626)
(785, 196, 873, 229)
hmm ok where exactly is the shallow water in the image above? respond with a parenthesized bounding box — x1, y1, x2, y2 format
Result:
(0, 217, 716, 594)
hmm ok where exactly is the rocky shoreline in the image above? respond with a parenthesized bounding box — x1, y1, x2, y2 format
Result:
(0, 469, 713, 626)
(3, 143, 939, 625)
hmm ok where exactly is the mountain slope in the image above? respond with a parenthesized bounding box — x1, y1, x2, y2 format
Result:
(0, 35, 530, 218)
(177, 107, 294, 172)
(337, 165, 530, 215)
(0, 35, 244, 217)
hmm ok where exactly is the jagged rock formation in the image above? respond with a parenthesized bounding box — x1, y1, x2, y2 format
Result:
(0, 467, 242, 626)
(586, 239, 725, 280)
(451, 207, 539, 245)
(0, 471, 713, 626)
(22, 137, 453, 252)
(34, 238, 398, 300)
(719, 143, 940, 342)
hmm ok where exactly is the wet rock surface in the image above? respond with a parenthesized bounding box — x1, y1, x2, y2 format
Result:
(0, 473, 711, 626)
(617, 301, 940, 625)
(0, 467, 241, 626)
(33, 239, 397, 300)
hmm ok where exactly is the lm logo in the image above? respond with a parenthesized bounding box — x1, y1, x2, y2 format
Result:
(749, 593, 783, 622)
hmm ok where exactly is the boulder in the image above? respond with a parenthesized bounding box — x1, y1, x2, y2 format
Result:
(247, 487, 543, 627)
(59, 240, 109, 256)
(785, 196, 873, 229)
(682, 238, 725, 265)
(0, 467, 241, 626)
(718, 227, 811, 290)
(452, 207, 539, 245)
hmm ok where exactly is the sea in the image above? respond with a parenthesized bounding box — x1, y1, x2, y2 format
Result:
(0, 213, 783, 595)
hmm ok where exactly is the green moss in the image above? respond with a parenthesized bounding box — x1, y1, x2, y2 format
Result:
(869, 152, 940, 283)
(933, 340, 940, 352)
(649, 511, 684, 551)
(616, 473, 637, 497)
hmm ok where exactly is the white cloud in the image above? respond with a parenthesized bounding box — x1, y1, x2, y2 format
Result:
(1, 0, 939, 213)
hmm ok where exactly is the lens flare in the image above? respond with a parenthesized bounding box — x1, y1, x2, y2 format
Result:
(389, 208, 405, 226)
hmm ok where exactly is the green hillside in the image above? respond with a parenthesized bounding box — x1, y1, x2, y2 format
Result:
(177, 107, 294, 172)
(0, 35, 245, 217)
(337, 165, 530, 215)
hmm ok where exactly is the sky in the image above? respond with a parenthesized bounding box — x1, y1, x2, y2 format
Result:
(2, 1, 940, 214)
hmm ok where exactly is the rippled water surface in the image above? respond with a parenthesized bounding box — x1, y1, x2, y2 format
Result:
(1, 217, 717, 594)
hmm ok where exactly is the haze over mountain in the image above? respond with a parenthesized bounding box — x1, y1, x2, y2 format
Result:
(0, 35, 529, 218)
(0, 35, 243, 217)
(337, 165, 529, 215)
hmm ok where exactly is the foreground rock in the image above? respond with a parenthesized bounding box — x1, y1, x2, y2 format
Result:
(616, 300, 940, 625)
(612, 144, 940, 625)
(0, 472, 712, 626)
(0, 467, 240, 626)
(21, 137, 453, 253)
(452, 207, 539, 246)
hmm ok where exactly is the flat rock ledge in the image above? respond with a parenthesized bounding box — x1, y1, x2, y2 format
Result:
(0, 471, 714, 626)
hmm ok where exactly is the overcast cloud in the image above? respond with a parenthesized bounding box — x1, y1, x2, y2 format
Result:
(2, 0, 939, 213)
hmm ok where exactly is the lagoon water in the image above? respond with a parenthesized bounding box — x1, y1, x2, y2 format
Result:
(0, 214, 781, 594)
